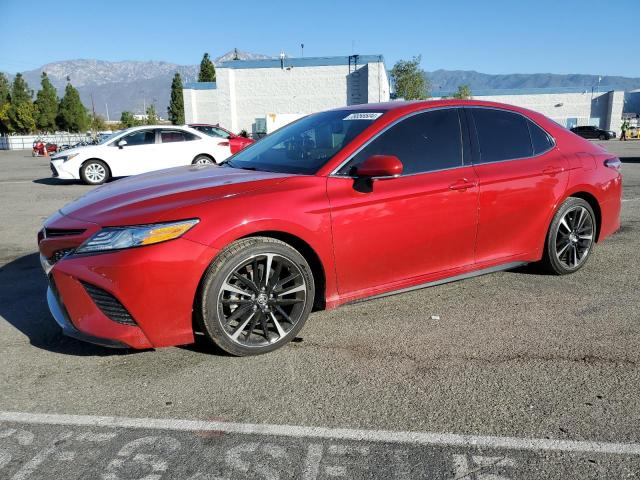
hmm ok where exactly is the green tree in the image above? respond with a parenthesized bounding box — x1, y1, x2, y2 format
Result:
(167, 72, 184, 125)
(7, 73, 36, 133)
(34, 72, 58, 132)
(0, 73, 9, 106)
(145, 104, 158, 125)
(0, 73, 10, 133)
(120, 111, 141, 128)
(57, 82, 89, 132)
(90, 113, 106, 131)
(390, 56, 429, 100)
(198, 53, 216, 82)
(452, 84, 472, 99)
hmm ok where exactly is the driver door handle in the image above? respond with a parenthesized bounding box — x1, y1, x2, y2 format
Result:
(448, 178, 477, 191)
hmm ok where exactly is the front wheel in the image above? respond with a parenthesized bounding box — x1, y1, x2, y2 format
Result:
(192, 155, 215, 165)
(198, 237, 315, 356)
(80, 160, 110, 185)
(599, 134, 607, 140)
(541, 197, 596, 275)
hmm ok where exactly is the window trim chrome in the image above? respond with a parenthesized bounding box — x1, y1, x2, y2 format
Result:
(329, 105, 558, 178)
(329, 106, 465, 178)
(464, 105, 557, 164)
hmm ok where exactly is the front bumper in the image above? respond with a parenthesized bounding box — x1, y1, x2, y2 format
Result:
(47, 285, 128, 348)
(50, 159, 78, 180)
(40, 224, 218, 349)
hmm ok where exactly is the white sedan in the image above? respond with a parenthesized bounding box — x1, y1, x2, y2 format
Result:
(50, 125, 233, 185)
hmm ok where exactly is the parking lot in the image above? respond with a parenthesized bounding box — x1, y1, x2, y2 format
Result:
(0, 141, 639, 479)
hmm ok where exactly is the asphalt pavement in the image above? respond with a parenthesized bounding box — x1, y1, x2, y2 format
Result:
(0, 140, 639, 479)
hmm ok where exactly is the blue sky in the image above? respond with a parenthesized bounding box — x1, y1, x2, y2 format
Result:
(0, 0, 636, 76)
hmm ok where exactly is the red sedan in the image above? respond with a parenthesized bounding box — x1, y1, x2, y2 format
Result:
(188, 123, 254, 154)
(39, 100, 622, 355)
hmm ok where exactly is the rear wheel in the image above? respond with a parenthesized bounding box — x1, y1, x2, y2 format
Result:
(599, 134, 606, 140)
(80, 160, 109, 185)
(192, 155, 215, 165)
(541, 197, 596, 275)
(198, 237, 315, 356)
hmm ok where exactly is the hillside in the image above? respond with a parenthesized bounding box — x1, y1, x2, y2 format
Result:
(4, 54, 640, 119)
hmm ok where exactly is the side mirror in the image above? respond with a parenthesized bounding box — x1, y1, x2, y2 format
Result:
(118, 139, 127, 149)
(355, 155, 403, 178)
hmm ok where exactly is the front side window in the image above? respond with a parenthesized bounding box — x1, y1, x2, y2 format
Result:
(225, 110, 385, 174)
(338, 108, 463, 176)
(471, 109, 533, 163)
(122, 130, 156, 146)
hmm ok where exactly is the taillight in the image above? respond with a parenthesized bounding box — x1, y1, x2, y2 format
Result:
(604, 158, 622, 170)
(218, 141, 230, 146)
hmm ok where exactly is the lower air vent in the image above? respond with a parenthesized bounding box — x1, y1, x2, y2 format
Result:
(81, 281, 137, 326)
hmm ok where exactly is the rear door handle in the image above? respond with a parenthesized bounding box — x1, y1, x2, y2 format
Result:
(448, 178, 476, 191)
(542, 166, 563, 176)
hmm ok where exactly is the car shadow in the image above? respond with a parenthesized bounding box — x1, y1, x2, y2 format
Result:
(506, 263, 549, 276)
(0, 252, 131, 356)
(32, 178, 80, 186)
(621, 156, 640, 164)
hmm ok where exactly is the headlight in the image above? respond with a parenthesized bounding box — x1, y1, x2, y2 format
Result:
(53, 153, 79, 162)
(75, 219, 199, 254)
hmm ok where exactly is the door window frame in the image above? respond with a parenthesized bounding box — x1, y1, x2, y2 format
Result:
(463, 106, 556, 166)
(108, 128, 158, 147)
(330, 107, 471, 178)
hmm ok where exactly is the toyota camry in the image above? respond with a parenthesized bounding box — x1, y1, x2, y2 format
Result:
(38, 100, 622, 356)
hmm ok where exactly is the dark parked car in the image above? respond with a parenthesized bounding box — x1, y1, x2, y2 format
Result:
(570, 125, 616, 140)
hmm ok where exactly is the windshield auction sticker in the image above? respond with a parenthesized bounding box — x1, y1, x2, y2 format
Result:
(343, 112, 383, 121)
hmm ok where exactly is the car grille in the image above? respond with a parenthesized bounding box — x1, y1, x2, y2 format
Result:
(44, 228, 86, 238)
(50, 163, 58, 177)
(81, 281, 137, 326)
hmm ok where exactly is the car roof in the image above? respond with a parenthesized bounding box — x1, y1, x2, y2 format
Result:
(331, 98, 546, 117)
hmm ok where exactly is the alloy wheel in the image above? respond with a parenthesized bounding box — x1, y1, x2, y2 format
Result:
(217, 253, 307, 347)
(195, 157, 214, 165)
(85, 163, 106, 183)
(554, 205, 594, 269)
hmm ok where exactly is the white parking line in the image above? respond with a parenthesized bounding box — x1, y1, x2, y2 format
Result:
(622, 198, 640, 202)
(1, 411, 639, 456)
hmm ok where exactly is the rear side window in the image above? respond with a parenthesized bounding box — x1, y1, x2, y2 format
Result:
(341, 108, 463, 176)
(160, 130, 198, 143)
(527, 120, 554, 155)
(471, 109, 533, 163)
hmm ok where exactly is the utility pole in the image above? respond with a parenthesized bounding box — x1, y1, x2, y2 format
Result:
(301, 43, 304, 57)
(105, 103, 110, 122)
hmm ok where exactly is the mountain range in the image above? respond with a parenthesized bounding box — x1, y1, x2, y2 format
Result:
(4, 51, 640, 120)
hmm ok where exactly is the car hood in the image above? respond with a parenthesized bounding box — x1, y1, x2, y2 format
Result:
(60, 164, 292, 225)
(52, 146, 88, 158)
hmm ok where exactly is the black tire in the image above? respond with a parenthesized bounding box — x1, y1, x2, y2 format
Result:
(192, 155, 215, 165)
(198, 237, 315, 356)
(540, 197, 596, 275)
(80, 159, 110, 185)
(599, 134, 606, 141)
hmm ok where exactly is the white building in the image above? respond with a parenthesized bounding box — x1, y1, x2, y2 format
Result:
(183, 54, 390, 135)
(435, 87, 624, 134)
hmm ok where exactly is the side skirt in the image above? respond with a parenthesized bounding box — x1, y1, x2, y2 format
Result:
(343, 261, 527, 306)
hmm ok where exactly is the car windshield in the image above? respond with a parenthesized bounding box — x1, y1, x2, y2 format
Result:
(99, 130, 125, 145)
(224, 110, 385, 174)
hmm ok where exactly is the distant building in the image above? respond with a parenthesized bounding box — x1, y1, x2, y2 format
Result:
(183, 55, 389, 135)
(434, 87, 624, 134)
